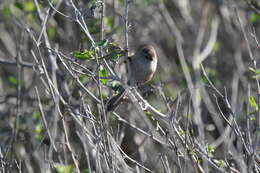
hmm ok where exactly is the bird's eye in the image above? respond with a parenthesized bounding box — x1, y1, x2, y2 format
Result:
(142, 48, 149, 54)
(142, 48, 153, 60)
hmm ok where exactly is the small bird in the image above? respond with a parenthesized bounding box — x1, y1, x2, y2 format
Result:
(106, 45, 158, 111)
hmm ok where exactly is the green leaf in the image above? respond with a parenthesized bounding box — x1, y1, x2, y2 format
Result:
(14, 2, 23, 10)
(250, 116, 256, 121)
(144, 111, 152, 117)
(24, 1, 35, 12)
(179, 129, 186, 135)
(111, 81, 121, 88)
(252, 75, 260, 79)
(47, 27, 57, 39)
(79, 75, 88, 83)
(34, 124, 44, 141)
(218, 160, 226, 168)
(82, 169, 90, 173)
(213, 41, 221, 52)
(213, 159, 226, 168)
(144, 111, 158, 124)
(249, 67, 256, 73)
(106, 43, 125, 60)
(2, 4, 11, 17)
(111, 51, 124, 60)
(249, 67, 260, 74)
(33, 111, 41, 121)
(207, 146, 215, 154)
(99, 67, 108, 85)
(248, 96, 258, 111)
(118, 0, 124, 6)
(254, 69, 260, 75)
(95, 39, 108, 47)
(53, 164, 74, 173)
(104, 16, 113, 29)
(72, 50, 94, 60)
(35, 124, 42, 134)
(249, 67, 260, 79)
(110, 82, 123, 94)
(249, 13, 260, 24)
(8, 76, 18, 85)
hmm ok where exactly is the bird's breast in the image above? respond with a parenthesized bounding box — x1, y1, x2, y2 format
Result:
(130, 57, 157, 85)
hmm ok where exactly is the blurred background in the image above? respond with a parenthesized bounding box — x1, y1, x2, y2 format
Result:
(0, 0, 259, 172)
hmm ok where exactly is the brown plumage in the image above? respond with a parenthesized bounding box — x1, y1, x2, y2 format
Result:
(106, 45, 157, 111)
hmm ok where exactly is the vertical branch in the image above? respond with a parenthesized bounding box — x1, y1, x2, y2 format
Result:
(70, 0, 96, 46)
(98, 0, 106, 115)
(6, 32, 24, 163)
(96, 0, 114, 170)
(101, 0, 105, 43)
(99, 1, 106, 109)
(14, 49, 22, 148)
(124, 0, 129, 54)
(34, 0, 60, 161)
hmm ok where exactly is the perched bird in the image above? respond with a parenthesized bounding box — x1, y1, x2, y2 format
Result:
(106, 45, 157, 111)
